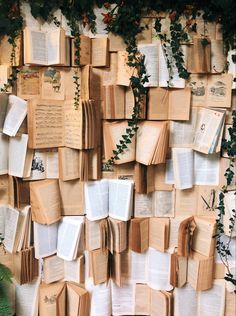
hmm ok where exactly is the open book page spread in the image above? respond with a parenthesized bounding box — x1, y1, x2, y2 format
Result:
(0, 6, 235, 316)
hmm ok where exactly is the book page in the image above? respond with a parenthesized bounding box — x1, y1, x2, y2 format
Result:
(16, 278, 40, 316)
(211, 40, 226, 73)
(0, 93, 9, 131)
(149, 218, 169, 252)
(194, 152, 220, 185)
(134, 284, 150, 315)
(3, 206, 19, 253)
(17, 68, 41, 99)
(85, 219, 103, 251)
(59, 179, 84, 216)
(63, 101, 83, 149)
(84, 180, 109, 220)
(187, 74, 207, 107)
(109, 180, 134, 221)
(0, 65, 10, 91)
(150, 290, 168, 316)
(27, 99, 64, 149)
(34, 222, 58, 259)
(47, 29, 62, 65)
(169, 107, 198, 147)
(116, 51, 134, 86)
(206, 74, 232, 108)
(134, 192, 153, 217)
(43, 255, 64, 284)
(30, 180, 61, 224)
(159, 44, 186, 88)
(39, 282, 65, 316)
(175, 187, 198, 216)
(147, 248, 172, 290)
(0, 133, 9, 175)
(46, 149, 59, 179)
(0, 177, 9, 205)
(198, 280, 225, 316)
(138, 43, 158, 87)
(227, 49, 236, 89)
(172, 148, 194, 189)
(197, 185, 219, 216)
(3, 95, 27, 137)
(88, 280, 112, 316)
(57, 216, 84, 261)
(174, 284, 198, 316)
(90, 248, 109, 285)
(27, 29, 48, 64)
(41, 68, 65, 100)
(64, 256, 84, 283)
(148, 87, 169, 120)
(28, 150, 46, 180)
(8, 134, 28, 177)
(193, 108, 225, 154)
(192, 217, 216, 257)
(168, 88, 191, 120)
(136, 121, 161, 165)
(111, 281, 135, 316)
(92, 37, 109, 67)
(58, 147, 80, 181)
(153, 190, 175, 217)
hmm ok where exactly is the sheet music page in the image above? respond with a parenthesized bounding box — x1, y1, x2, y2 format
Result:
(0, 133, 9, 175)
(3, 95, 27, 137)
(172, 148, 194, 189)
(138, 43, 158, 87)
(147, 248, 172, 291)
(15, 278, 40, 316)
(194, 152, 220, 185)
(84, 180, 109, 220)
(28, 100, 64, 149)
(8, 134, 28, 177)
(63, 101, 83, 149)
(57, 216, 84, 261)
(34, 222, 58, 259)
(108, 180, 134, 221)
(3, 206, 19, 253)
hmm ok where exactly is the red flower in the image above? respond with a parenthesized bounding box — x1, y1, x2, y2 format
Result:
(102, 13, 113, 24)
(169, 11, 177, 22)
(104, 2, 111, 9)
(186, 19, 192, 27)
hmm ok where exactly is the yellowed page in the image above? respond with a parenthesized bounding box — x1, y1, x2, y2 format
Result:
(91, 37, 109, 67)
(134, 284, 150, 315)
(90, 248, 109, 285)
(175, 187, 198, 216)
(108, 33, 126, 52)
(58, 147, 80, 181)
(116, 51, 134, 86)
(148, 87, 169, 120)
(39, 282, 65, 316)
(41, 68, 65, 100)
(187, 74, 207, 107)
(43, 255, 64, 284)
(168, 88, 191, 120)
(27, 99, 64, 149)
(149, 218, 168, 252)
(211, 40, 226, 73)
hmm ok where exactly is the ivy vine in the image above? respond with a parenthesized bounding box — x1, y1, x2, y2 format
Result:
(215, 110, 236, 292)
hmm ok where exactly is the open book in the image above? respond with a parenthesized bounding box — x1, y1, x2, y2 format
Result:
(130, 217, 170, 253)
(2, 95, 27, 137)
(148, 87, 191, 120)
(84, 179, 134, 221)
(39, 281, 89, 316)
(24, 27, 70, 66)
(43, 254, 84, 284)
(27, 99, 98, 149)
(103, 120, 169, 165)
(30, 179, 61, 225)
(0, 133, 31, 178)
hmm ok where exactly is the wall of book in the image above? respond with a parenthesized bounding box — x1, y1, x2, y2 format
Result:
(0, 3, 236, 316)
